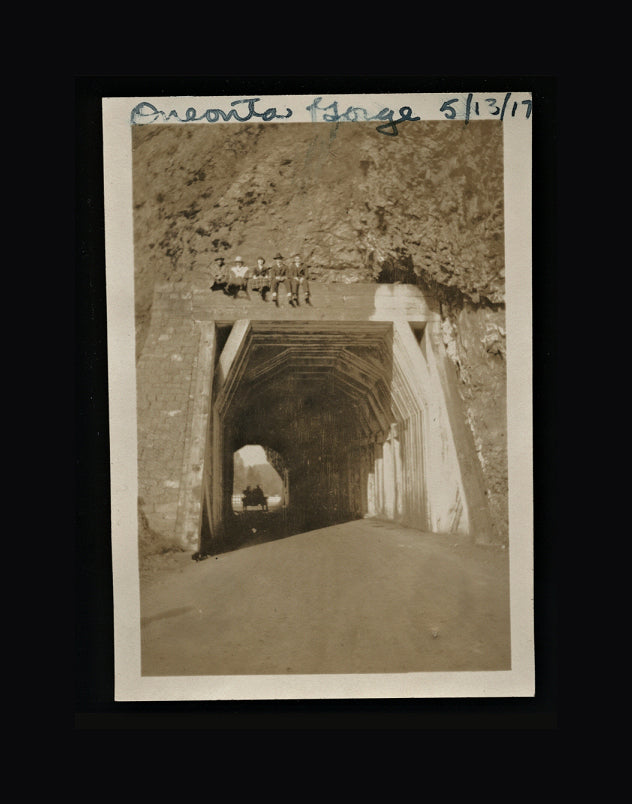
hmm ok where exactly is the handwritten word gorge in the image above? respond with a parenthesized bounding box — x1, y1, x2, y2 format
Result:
(306, 97, 421, 136)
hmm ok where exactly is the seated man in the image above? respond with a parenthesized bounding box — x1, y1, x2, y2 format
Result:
(210, 256, 228, 291)
(250, 257, 271, 300)
(270, 253, 287, 306)
(255, 485, 268, 511)
(288, 253, 311, 306)
(225, 256, 250, 298)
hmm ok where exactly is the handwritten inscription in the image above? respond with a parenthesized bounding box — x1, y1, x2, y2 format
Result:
(130, 96, 422, 136)
(306, 97, 421, 136)
(130, 94, 531, 132)
(440, 92, 532, 124)
(130, 98, 293, 125)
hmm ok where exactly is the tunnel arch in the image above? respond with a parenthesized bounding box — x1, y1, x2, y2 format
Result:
(195, 317, 480, 555)
(217, 322, 396, 537)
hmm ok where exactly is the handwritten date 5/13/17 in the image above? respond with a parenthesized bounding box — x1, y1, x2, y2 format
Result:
(440, 93, 532, 124)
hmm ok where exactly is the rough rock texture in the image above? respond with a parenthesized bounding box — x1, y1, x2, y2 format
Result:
(132, 120, 508, 544)
(440, 304, 508, 543)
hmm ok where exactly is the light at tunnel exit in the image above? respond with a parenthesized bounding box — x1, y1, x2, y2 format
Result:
(235, 444, 267, 466)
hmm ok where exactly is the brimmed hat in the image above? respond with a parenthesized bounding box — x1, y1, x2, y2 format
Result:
(214, 256, 225, 262)
(273, 253, 283, 260)
(234, 256, 244, 263)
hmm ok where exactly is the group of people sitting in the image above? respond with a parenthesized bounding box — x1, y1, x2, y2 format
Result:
(211, 253, 311, 307)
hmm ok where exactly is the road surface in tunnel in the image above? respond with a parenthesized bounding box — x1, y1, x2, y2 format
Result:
(140, 519, 511, 676)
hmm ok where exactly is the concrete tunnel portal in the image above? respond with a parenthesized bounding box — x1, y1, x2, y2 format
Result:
(219, 323, 397, 540)
(138, 282, 496, 554)
(197, 317, 488, 553)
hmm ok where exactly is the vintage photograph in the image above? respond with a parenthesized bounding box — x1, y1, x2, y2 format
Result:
(130, 114, 514, 679)
(101, 92, 534, 699)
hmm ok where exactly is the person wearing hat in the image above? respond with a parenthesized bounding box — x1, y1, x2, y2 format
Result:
(288, 253, 311, 306)
(250, 256, 271, 301)
(226, 255, 250, 298)
(210, 256, 228, 292)
(270, 253, 288, 306)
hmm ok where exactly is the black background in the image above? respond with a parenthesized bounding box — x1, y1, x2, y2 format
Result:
(75, 75, 558, 730)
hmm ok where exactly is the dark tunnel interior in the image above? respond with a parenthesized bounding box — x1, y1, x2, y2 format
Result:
(216, 325, 396, 547)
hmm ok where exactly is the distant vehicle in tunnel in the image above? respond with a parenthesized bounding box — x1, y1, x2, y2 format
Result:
(241, 485, 268, 511)
(231, 493, 283, 514)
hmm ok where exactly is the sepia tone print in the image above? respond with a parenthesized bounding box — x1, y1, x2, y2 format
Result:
(131, 120, 511, 677)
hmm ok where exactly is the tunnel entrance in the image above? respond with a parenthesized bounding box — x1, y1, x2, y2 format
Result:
(221, 322, 396, 542)
(140, 282, 497, 554)
(197, 318, 477, 554)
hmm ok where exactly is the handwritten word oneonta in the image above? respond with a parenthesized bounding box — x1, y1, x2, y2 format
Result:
(130, 98, 293, 126)
(306, 97, 421, 136)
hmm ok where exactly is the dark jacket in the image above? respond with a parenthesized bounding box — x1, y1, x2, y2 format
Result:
(289, 261, 309, 280)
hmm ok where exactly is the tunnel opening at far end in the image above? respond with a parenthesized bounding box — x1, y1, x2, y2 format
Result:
(223, 443, 289, 548)
(232, 445, 285, 514)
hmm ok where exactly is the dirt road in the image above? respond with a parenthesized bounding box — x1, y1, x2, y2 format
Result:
(140, 519, 510, 676)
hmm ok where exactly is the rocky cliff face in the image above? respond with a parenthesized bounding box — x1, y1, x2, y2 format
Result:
(132, 119, 508, 543)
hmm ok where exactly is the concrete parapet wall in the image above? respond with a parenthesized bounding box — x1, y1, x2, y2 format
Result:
(185, 279, 441, 323)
